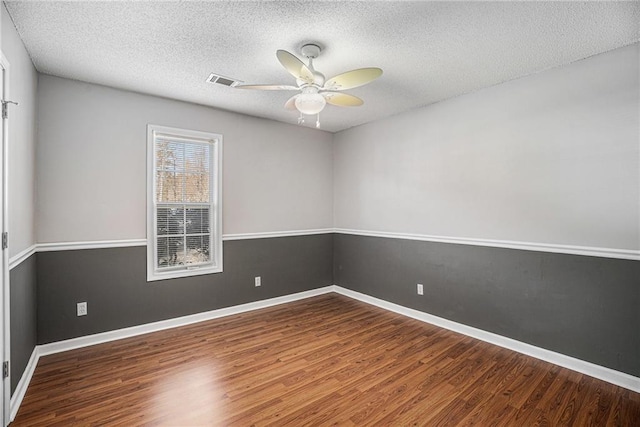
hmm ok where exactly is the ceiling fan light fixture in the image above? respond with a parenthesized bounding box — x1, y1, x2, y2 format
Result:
(238, 43, 382, 126)
(295, 87, 326, 115)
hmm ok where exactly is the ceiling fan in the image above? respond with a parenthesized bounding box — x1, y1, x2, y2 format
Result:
(236, 43, 383, 127)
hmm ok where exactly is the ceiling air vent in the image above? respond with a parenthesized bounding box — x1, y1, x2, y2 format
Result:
(206, 73, 242, 87)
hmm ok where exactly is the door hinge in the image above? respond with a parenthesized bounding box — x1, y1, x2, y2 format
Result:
(1, 100, 18, 119)
(2, 361, 8, 379)
(1, 232, 7, 250)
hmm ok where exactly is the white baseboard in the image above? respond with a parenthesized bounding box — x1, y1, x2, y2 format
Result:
(10, 347, 39, 421)
(38, 286, 334, 357)
(333, 286, 640, 393)
(9, 285, 639, 421)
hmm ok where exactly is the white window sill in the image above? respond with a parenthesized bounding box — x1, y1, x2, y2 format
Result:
(147, 265, 223, 282)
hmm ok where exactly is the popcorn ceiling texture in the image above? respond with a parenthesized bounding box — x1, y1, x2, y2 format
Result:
(5, 1, 639, 133)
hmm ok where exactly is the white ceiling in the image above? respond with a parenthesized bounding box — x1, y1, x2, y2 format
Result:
(5, 1, 639, 133)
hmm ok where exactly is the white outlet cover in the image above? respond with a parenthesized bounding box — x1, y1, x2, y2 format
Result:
(255, 276, 261, 287)
(77, 302, 87, 316)
(417, 284, 424, 295)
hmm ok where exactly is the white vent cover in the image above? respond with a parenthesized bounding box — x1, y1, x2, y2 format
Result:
(206, 73, 242, 87)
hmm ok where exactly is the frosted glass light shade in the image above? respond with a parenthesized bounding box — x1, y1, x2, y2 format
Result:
(295, 90, 326, 115)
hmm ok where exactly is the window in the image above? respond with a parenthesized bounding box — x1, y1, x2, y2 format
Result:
(147, 125, 222, 281)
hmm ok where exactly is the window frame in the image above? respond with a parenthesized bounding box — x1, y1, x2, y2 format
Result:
(146, 124, 223, 282)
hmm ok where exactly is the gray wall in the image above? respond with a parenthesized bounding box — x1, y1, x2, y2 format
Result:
(36, 75, 333, 244)
(334, 234, 640, 377)
(26, 232, 640, 378)
(9, 254, 37, 394)
(37, 235, 333, 344)
(333, 43, 639, 252)
(329, 41, 640, 380)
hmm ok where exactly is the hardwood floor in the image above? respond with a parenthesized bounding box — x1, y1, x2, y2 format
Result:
(12, 294, 640, 426)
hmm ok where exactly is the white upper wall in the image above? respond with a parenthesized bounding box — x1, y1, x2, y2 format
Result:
(333, 43, 640, 251)
(36, 75, 333, 243)
(2, 4, 38, 258)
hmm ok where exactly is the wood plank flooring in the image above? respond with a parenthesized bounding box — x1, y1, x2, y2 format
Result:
(12, 294, 640, 426)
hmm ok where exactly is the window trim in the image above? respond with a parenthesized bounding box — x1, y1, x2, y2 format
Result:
(146, 124, 223, 282)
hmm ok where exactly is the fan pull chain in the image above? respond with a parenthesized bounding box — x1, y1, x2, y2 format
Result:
(297, 112, 304, 125)
(316, 113, 321, 128)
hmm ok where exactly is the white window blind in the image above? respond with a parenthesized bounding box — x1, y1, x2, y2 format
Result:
(147, 125, 222, 281)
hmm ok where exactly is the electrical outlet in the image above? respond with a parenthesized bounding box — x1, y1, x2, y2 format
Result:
(417, 284, 424, 295)
(77, 302, 88, 316)
(255, 276, 261, 287)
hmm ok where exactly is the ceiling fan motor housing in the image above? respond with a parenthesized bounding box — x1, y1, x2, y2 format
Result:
(300, 44, 325, 86)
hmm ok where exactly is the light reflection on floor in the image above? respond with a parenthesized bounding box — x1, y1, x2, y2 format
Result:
(150, 359, 227, 424)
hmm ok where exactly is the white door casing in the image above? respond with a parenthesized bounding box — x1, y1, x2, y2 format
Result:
(1, 51, 11, 427)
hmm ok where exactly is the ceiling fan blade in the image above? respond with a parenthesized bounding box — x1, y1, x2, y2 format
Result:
(322, 92, 364, 107)
(323, 68, 383, 91)
(284, 94, 299, 110)
(235, 84, 299, 90)
(277, 50, 314, 84)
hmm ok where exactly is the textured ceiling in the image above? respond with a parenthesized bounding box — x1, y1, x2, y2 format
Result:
(5, 1, 640, 133)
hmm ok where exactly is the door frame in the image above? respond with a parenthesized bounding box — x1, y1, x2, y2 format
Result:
(1, 51, 11, 427)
